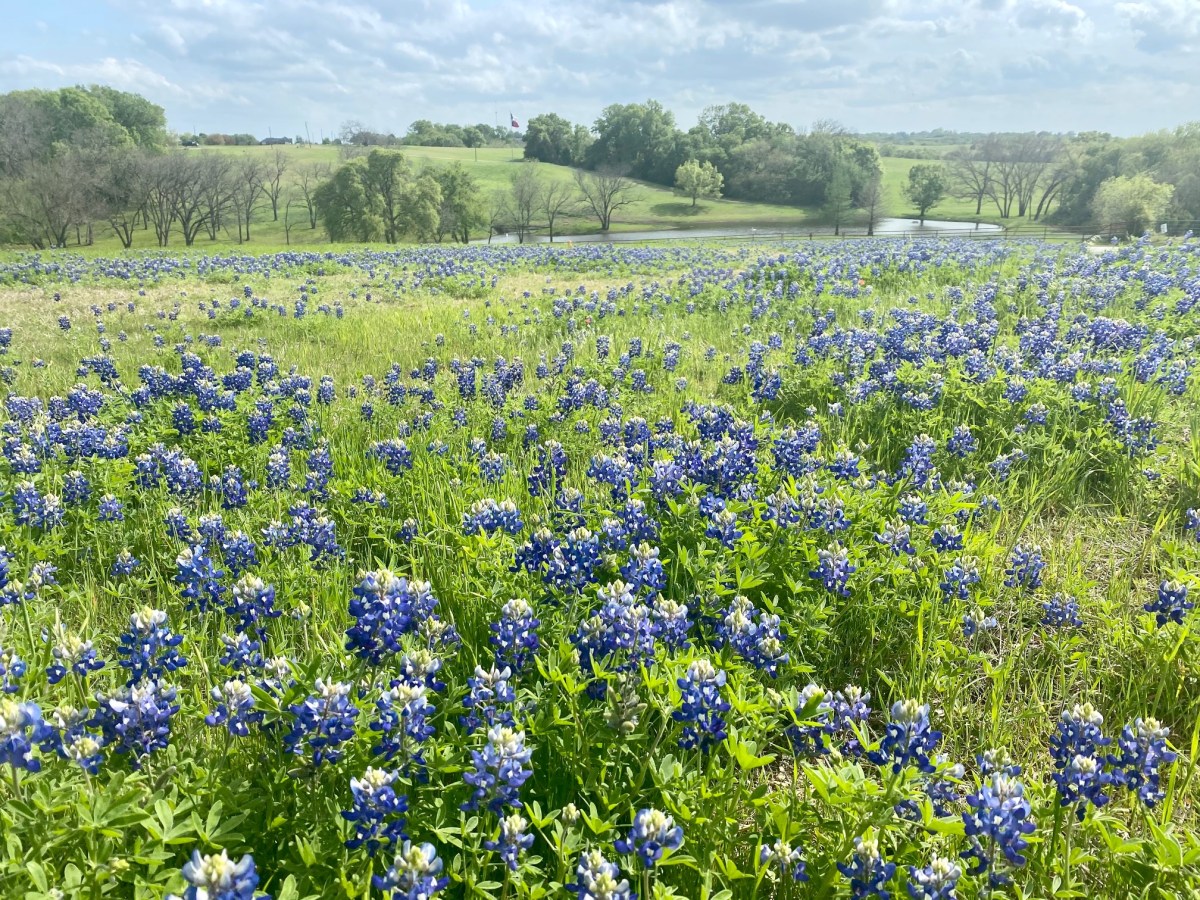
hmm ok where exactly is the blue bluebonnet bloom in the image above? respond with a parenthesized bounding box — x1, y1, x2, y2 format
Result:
(1145, 579, 1192, 627)
(461, 666, 517, 735)
(615, 808, 684, 868)
(946, 425, 978, 458)
(219, 633, 264, 672)
(462, 498, 524, 536)
(1, 698, 53, 772)
(285, 679, 359, 767)
(961, 610, 998, 639)
(876, 520, 915, 556)
(786, 684, 837, 757)
(343, 767, 408, 855)
(371, 681, 436, 766)
(1050, 703, 1113, 818)
(705, 508, 744, 548)
(1041, 593, 1082, 629)
(111, 549, 141, 577)
(490, 598, 540, 673)
(46, 625, 105, 685)
(939, 557, 980, 602)
(0, 646, 26, 693)
(118, 607, 187, 685)
(226, 575, 280, 638)
(869, 700, 942, 775)
(620, 543, 667, 596)
(1004, 545, 1045, 590)
(1185, 508, 1200, 540)
(830, 687, 871, 753)
(961, 772, 1036, 886)
(205, 679, 262, 737)
(568, 849, 634, 900)
(811, 545, 855, 596)
(178, 849, 268, 900)
(485, 812, 534, 871)
(759, 839, 808, 882)
(715, 594, 788, 677)
(906, 857, 961, 900)
(1110, 717, 1176, 808)
(176, 545, 226, 612)
(373, 841, 448, 900)
(931, 524, 963, 553)
(346, 572, 439, 665)
(462, 725, 533, 814)
(837, 836, 897, 900)
(650, 597, 691, 649)
(898, 494, 928, 525)
(672, 659, 730, 752)
(93, 681, 180, 767)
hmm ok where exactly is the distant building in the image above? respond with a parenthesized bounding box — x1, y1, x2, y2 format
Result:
(259, 137, 293, 146)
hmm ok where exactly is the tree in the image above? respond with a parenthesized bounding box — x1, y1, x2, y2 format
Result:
(860, 174, 886, 236)
(313, 149, 442, 243)
(673, 159, 723, 207)
(524, 113, 590, 167)
(539, 178, 581, 242)
(904, 164, 947, 224)
(586, 101, 683, 185)
(502, 163, 544, 244)
(432, 163, 485, 243)
(574, 167, 638, 231)
(230, 158, 266, 243)
(945, 147, 991, 216)
(1092, 174, 1173, 236)
(263, 149, 289, 221)
(823, 166, 854, 236)
(296, 162, 331, 229)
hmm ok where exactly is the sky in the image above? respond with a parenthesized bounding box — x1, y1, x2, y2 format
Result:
(1, 0, 1197, 139)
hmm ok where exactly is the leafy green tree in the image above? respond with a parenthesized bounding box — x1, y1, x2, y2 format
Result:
(904, 164, 947, 223)
(432, 163, 485, 243)
(673, 159, 723, 207)
(823, 166, 854, 235)
(1092, 173, 1173, 236)
(586, 100, 683, 185)
(313, 157, 379, 242)
(523, 113, 582, 167)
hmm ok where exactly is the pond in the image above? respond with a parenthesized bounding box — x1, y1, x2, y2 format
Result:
(476, 218, 1004, 244)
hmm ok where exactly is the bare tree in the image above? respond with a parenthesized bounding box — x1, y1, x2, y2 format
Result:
(574, 167, 638, 231)
(502, 163, 544, 244)
(99, 151, 152, 249)
(263, 148, 289, 221)
(144, 155, 182, 247)
(283, 195, 298, 245)
(230, 158, 266, 242)
(198, 153, 235, 240)
(945, 147, 991, 217)
(539, 178, 580, 242)
(296, 162, 331, 229)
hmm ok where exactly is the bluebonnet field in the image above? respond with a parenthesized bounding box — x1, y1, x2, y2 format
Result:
(0, 234, 1198, 900)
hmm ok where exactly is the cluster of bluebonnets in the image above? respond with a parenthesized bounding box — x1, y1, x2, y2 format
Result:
(0, 235, 1198, 897)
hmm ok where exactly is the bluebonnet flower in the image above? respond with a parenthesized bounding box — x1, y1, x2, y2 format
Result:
(373, 842, 448, 900)
(346, 572, 439, 665)
(118, 607, 187, 685)
(573, 581, 656, 696)
(568, 850, 634, 900)
(961, 772, 1036, 886)
(226, 575, 279, 638)
(1050, 703, 1112, 818)
(485, 812, 534, 871)
(46, 625, 105, 685)
(1, 699, 52, 772)
(205, 679, 262, 737)
(285, 679, 359, 767)
(837, 836, 896, 900)
(869, 700, 942, 774)
(939, 557, 980, 602)
(705, 508, 744, 548)
(876, 520, 915, 556)
(371, 680, 436, 769)
(110, 548, 141, 577)
(759, 839, 808, 882)
(898, 434, 938, 488)
(1004, 545, 1045, 590)
(786, 684, 837, 757)
(396, 518, 419, 544)
(615, 808, 684, 868)
(461, 665, 517, 735)
(479, 451, 508, 484)
(672, 659, 730, 752)
(931, 525, 963, 554)
(178, 849, 268, 900)
(1110, 717, 1176, 808)
(93, 681, 180, 767)
(219, 633, 264, 672)
(620, 543, 667, 596)
(1185, 508, 1200, 540)
(462, 498, 524, 536)
(946, 425, 978, 458)
(811, 545, 855, 596)
(1145, 579, 1192, 627)
(906, 857, 961, 900)
(898, 494, 928, 525)
(371, 439, 414, 476)
(462, 725, 533, 814)
(650, 597, 690, 649)
(961, 609, 998, 638)
(343, 767, 408, 855)
(97, 493, 125, 522)
(0, 646, 26, 693)
(490, 598, 540, 673)
(1041, 593, 1082, 629)
(715, 595, 788, 677)
(176, 545, 226, 612)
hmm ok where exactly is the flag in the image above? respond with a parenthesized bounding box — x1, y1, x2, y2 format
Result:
(510, 113, 519, 129)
